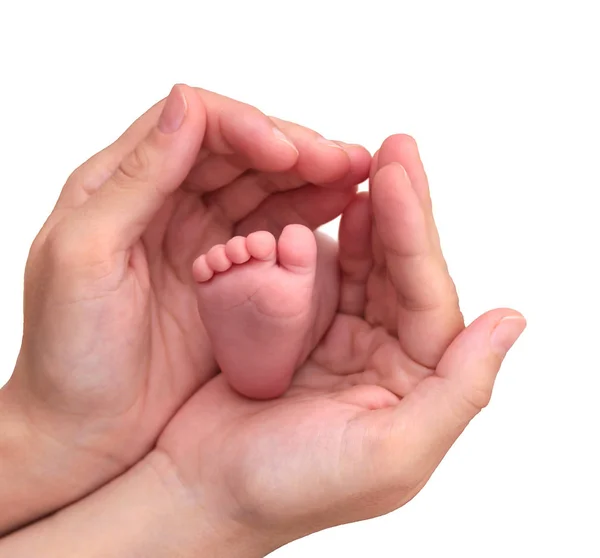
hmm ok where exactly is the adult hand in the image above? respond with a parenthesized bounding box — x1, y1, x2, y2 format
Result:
(0, 85, 371, 533)
(149, 135, 526, 553)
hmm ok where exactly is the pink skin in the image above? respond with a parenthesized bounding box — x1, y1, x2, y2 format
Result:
(193, 224, 336, 399)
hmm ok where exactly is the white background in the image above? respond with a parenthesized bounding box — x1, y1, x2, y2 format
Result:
(1, 1, 599, 556)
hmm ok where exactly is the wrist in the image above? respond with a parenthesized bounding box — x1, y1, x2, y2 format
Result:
(0, 450, 280, 558)
(0, 381, 47, 534)
(0, 359, 131, 535)
(138, 450, 284, 557)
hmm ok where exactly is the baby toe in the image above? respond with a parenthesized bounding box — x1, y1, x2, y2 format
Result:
(246, 231, 276, 261)
(206, 244, 233, 273)
(192, 255, 214, 282)
(225, 236, 251, 264)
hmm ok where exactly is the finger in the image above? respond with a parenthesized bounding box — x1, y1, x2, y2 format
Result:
(235, 147, 370, 236)
(235, 184, 358, 238)
(203, 169, 306, 223)
(338, 192, 372, 316)
(65, 84, 207, 253)
(371, 162, 463, 368)
(375, 135, 432, 213)
(271, 117, 352, 184)
(183, 153, 249, 193)
(181, 92, 302, 193)
(187, 117, 356, 195)
(368, 150, 386, 268)
(369, 149, 380, 184)
(55, 99, 165, 212)
(195, 89, 299, 168)
(374, 135, 442, 253)
(359, 310, 526, 491)
(57, 89, 302, 211)
(207, 143, 371, 224)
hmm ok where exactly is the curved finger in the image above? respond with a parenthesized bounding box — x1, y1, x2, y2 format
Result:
(357, 309, 525, 493)
(374, 134, 443, 255)
(182, 91, 301, 193)
(375, 134, 432, 212)
(187, 116, 359, 195)
(235, 184, 356, 238)
(271, 117, 352, 184)
(235, 147, 370, 237)
(369, 149, 380, 183)
(371, 162, 463, 367)
(221, 143, 370, 227)
(55, 99, 165, 212)
(63, 84, 207, 254)
(338, 192, 372, 316)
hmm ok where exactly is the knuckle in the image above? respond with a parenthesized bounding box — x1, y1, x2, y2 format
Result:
(65, 154, 97, 188)
(456, 383, 491, 417)
(113, 144, 150, 184)
(43, 222, 111, 274)
(66, 153, 114, 196)
(466, 384, 493, 411)
(65, 165, 83, 189)
(44, 226, 87, 268)
(28, 227, 51, 260)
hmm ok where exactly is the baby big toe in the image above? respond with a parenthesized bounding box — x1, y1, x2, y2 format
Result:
(277, 224, 317, 272)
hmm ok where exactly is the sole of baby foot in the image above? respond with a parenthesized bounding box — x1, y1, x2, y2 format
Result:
(193, 224, 318, 399)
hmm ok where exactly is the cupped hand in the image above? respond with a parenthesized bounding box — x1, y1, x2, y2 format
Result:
(155, 135, 526, 550)
(2, 85, 370, 529)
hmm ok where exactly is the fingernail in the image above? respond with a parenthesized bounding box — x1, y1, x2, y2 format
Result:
(158, 85, 187, 134)
(272, 128, 299, 154)
(395, 163, 409, 178)
(317, 137, 346, 150)
(348, 143, 370, 152)
(490, 316, 527, 357)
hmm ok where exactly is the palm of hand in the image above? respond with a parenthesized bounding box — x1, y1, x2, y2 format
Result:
(129, 168, 362, 442)
(159, 314, 410, 534)
(158, 153, 466, 537)
(19, 127, 365, 473)
(20, 186, 232, 455)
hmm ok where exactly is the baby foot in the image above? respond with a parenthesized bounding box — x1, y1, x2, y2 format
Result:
(193, 224, 318, 399)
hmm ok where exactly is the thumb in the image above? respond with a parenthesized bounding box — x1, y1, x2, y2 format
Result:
(71, 84, 207, 252)
(364, 309, 526, 490)
(435, 309, 527, 413)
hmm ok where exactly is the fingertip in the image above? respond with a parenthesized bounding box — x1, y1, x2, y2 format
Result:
(436, 308, 525, 410)
(273, 127, 300, 156)
(371, 163, 414, 213)
(380, 134, 418, 155)
(373, 161, 409, 183)
(317, 143, 371, 191)
(375, 135, 423, 176)
(344, 143, 372, 185)
(330, 140, 371, 163)
(490, 313, 527, 357)
(369, 149, 381, 182)
(80, 83, 209, 252)
(299, 138, 352, 185)
(340, 192, 372, 243)
(163, 83, 207, 133)
(157, 85, 188, 134)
